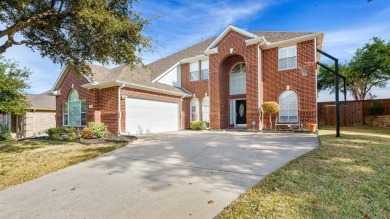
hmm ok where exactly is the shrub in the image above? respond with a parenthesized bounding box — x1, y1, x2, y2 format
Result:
(88, 122, 107, 138)
(47, 127, 67, 140)
(366, 102, 384, 116)
(190, 121, 208, 130)
(0, 125, 12, 140)
(81, 127, 94, 139)
(47, 127, 80, 140)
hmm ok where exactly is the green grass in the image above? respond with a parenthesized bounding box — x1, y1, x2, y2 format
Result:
(0, 138, 128, 190)
(217, 126, 390, 219)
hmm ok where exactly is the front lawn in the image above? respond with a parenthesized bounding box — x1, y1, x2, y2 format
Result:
(0, 138, 132, 190)
(217, 126, 390, 218)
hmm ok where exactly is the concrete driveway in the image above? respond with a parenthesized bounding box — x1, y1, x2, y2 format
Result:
(0, 131, 318, 219)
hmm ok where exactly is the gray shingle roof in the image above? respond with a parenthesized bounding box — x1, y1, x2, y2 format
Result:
(85, 31, 317, 95)
(27, 92, 56, 110)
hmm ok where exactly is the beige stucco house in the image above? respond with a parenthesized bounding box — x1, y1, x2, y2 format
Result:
(0, 92, 56, 138)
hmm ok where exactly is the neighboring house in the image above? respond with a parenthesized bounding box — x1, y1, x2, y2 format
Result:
(0, 92, 56, 138)
(51, 25, 323, 134)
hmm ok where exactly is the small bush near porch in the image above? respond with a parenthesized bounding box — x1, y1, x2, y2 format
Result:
(0, 137, 135, 190)
(217, 126, 390, 218)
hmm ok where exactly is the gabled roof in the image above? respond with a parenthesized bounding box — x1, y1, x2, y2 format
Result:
(51, 25, 323, 97)
(26, 92, 56, 110)
(206, 25, 259, 50)
(147, 37, 216, 80)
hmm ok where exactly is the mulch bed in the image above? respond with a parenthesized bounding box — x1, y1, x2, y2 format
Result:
(78, 134, 138, 145)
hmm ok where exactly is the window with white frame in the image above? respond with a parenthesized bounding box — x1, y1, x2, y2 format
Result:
(63, 89, 86, 126)
(202, 96, 210, 122)
(278, 45, 297, 71)
(279, 90, 298, 123)
(190, 62, 199, 81)
(230, 62, 246, 95)
(190, 98, 199, 122)
(201, 60, 209, 80)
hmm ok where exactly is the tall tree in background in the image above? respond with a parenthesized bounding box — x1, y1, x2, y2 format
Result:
(318, 37, 390, 100)
(0, 0, 152, 73)
(0, 56, 30, 114)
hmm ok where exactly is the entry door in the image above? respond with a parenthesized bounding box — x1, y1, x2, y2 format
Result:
(235, 100, 246, 124)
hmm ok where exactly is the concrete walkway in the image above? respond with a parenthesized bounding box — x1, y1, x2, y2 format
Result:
(0, 131, 318, 219)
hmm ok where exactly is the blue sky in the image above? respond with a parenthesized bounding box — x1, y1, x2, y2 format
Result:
(2, 0, 390, 101)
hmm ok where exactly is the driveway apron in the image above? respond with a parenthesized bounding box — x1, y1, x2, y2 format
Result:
(0, 131, 318, 219)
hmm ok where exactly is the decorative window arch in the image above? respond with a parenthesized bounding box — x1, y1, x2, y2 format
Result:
(190, 98, 199, 122)
(230, 62, 246, 95)
(202, 96, 210, 123)
(63, 89, 86, 126)
(279, 90, 298, 123)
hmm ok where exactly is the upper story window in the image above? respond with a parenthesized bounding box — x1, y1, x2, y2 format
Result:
(279, 90, 298, 123)
(230, 62, 246, 95)
(278, 45, 297, 71)
(63, 89, 86, 127)
(190, 62, 199, 81)
(201, 60, 209, 80)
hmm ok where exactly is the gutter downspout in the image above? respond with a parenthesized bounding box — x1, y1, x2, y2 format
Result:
(118, 83, 125, 136)
(257, 41, 265, 130)
(180, 95, 186, 130)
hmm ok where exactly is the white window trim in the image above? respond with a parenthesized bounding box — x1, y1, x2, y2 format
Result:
(278, 90, 299, 123)
(190, 98, 200, 122)
(63, 90, 86, 127)
(201, 60, 209, 80)
(190, 62, 199, 82)
(201, 96, 210, 122)
(229, 62, 246, 95)
(278, 45, 297, 71)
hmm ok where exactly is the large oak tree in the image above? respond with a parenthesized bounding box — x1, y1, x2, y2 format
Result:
(318, 37, 390, 100)
(0, 0, 152, 73)
(0, 56, 30, 114)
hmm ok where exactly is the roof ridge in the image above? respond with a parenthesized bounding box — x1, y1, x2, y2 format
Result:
(147, 37, 216, 67)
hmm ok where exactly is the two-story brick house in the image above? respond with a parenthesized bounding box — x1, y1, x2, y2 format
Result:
(51, 25, 323, 134)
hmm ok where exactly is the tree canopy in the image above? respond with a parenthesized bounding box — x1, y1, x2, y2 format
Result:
(0, 56, 31, 114)
(318, 37, 390, 100)
(0, 0, 152, 73)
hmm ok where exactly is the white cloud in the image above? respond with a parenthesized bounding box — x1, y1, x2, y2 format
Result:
(139, 0, 268, 64)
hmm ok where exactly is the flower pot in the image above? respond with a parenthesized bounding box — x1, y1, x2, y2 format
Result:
(307, 123, 317, 132)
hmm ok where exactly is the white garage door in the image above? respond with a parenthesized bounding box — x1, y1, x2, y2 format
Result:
(125, 98, 179, 135)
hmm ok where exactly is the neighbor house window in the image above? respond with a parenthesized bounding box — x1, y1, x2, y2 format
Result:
(279, 90, 298, 123)
(190, 62, 199, 81)
(230, 62, 246, 95)
(201, 60, 209, 80)
(278, 45, 297, 71)
(63, 89, 86, 126)
(190, 98, 199, 122)
(202, 96, 210, 123)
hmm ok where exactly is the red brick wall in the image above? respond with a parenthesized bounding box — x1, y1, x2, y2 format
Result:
(262, 40, 317, 128)
(55, 67, 97, 129)
(208, 30, 259, 129)
(181, 62, 209, 128)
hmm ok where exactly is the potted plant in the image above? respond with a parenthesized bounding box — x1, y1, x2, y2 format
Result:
(307, 123, 317, 132)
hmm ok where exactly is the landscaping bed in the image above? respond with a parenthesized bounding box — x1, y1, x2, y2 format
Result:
(217, 125, 390, 218)
(0, 135, 137, 190)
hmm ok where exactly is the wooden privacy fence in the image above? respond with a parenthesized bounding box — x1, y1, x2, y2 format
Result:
(317, 99, 390, 126)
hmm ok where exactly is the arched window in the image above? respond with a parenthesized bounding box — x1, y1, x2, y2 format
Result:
(202, 96, 210, 123)
(279, 90, 298, 123)
(63, 89, 86, 126)
(230, 62, 246, 95)
(190, 98, 199, 122)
